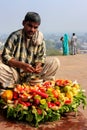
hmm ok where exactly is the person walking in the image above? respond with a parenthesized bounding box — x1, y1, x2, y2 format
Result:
(0, 12, 60, 88)
(70, 33, 77, 55)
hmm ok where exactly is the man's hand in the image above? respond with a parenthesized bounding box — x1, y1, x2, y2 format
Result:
(35, 62, 43, 73)
(8, 58, 43, 73)
(22, 63, 35, 73)
(8, 58, 35, 73)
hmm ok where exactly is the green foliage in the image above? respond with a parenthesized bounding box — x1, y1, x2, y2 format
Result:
(46, 48, 62, 56)
(45, 40, 62, 56)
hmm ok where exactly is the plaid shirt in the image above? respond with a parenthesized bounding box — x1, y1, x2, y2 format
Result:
(2, 29, 46, 73)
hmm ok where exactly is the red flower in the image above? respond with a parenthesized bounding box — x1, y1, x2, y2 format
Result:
(55, 101, 60, 106)
(65, 99, 71, 105)
(13, 91, 19, 99)
(37, 109, 42, 115)
(47, 102, 56, 108)
(52, 90, 59, 98)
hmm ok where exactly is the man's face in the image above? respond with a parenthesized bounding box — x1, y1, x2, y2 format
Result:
(23, 21, 39, 38)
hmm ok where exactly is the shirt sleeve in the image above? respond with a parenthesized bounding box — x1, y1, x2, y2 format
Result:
(2, 34, 15, 64)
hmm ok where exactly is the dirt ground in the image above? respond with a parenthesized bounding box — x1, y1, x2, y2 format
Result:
(55, 54, 87, 118)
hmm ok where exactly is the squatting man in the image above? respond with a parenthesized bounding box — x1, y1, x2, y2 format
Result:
(0, 12, 60, 88)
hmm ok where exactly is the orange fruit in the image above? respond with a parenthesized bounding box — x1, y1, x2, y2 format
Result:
(1, 90, 13, 101)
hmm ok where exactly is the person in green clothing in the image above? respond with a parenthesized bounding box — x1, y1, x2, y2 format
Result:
(60, 34, 69, 55)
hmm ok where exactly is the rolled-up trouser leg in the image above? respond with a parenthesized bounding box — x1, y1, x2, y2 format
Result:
(0, 61, 19, 88)
(40, 57, 60, 81)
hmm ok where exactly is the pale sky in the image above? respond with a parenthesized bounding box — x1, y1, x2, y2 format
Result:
(0, 0, 87, 34)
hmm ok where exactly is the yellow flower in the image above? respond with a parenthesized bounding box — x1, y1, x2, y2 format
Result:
(1, 90, 13, 102)
(40, 99, 46, 104)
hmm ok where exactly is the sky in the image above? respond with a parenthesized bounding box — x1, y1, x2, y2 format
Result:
(0, 0, 87, 34)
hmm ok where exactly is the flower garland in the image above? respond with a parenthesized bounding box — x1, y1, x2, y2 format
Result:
(0, 79, 87, 127)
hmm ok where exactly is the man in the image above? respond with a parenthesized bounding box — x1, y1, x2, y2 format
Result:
(0, 12, 60, 88)
(70, 33, 77, 55)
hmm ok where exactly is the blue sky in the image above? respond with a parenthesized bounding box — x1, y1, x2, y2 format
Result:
(0, 0, 87, 34)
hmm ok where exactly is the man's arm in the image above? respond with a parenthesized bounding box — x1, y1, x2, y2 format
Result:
(8, 58, 35, 73)
(2, 37, 35, 73)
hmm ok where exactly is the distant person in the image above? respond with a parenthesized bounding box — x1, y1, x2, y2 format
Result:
(0, 12, 60, 88)
(60, 34, 69, 55)
(70, 33, 77, 55)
